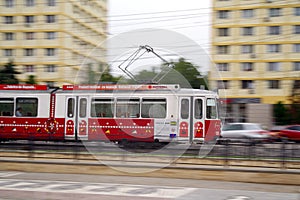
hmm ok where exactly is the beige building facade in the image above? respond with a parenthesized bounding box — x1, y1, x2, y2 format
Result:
(1, 0, 107, 86)
(210, 0, 300, 127)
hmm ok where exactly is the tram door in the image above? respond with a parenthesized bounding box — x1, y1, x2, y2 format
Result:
(65, 96, 89, 141)
(178, 97, 205, 143)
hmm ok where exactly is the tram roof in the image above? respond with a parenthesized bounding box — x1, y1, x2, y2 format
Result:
(57, 84, 217, 96)
(0, 84, 55, 93)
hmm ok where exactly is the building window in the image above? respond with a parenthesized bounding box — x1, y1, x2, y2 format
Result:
(294, 62, 300, 71)
(4, 32, 14, 40)
(45, 32, 56, 39)
(24, 48, 34, 56)
(217, 80, 229, 89)
(267, 44, 281, 53)
(294, 25, 300, 34)
(241, 45, 253, 54)
(24, 65, 35, 72)
(268, 62, 280, 71)
(25, 0, 34, 7)
(295, 7, 300, 16)
(241, 62, 253, 71)
(294, 80, 300, 89)
(269, 8, 281, 17)
(268, 80, 280, 89)
(217, 63, 229, 71)
(242, 27, 254, 36)
(4, 16, 14, 24)
(218, 10, 230, 19)
(24, 32, 35, 40)
(45, 65, 56, 72)
(47, 0, 56, 6)
(294, 44, 300, 52)
(268, 26, 280, 35)
(4, 49, 13, 57)
(218, 28, 229, 36)
(241, 80, 254, 89)
(217, 45, 229, 54)
(24, 15, 35, 23)
(45, 48, 56, 56)
(242, 9, 254, 18)
(5, 0, 14, 7)
(46, 15, 56, 23)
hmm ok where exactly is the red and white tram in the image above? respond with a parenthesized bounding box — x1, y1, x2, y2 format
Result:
(0, 84, 221, 143)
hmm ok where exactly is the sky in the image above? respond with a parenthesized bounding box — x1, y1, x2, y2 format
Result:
(106, 0, 212, 75)
(108, 0, 211, 50)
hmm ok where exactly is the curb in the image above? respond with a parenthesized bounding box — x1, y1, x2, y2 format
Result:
(0, 159, 299, 186)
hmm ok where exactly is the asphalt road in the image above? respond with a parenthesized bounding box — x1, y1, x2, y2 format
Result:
(0, 171, 298, 200)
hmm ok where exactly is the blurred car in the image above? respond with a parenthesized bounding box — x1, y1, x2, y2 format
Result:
(278, 125, 300, 142)
(220, 123, 273, 143)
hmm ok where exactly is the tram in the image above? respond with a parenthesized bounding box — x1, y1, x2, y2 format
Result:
(0, 84, 221, 143)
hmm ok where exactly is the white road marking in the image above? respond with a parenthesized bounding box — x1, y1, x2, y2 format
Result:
(0, 172, 23, 178)
(0, 179, 197, 198)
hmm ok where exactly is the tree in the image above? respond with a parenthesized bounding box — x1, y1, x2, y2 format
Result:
(0, 60, 20, 84)
(160, 58, 208, 89)
(273, 101, 291, 125)
(98, 64, 120, 83)
(134, 67, 157, 83)
(25, 75, 37, 84)
(289, 80, 300, 124)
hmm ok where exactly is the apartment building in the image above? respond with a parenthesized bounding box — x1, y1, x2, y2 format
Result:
(1, 0, 107, 86)
(210, 0, 300, 127)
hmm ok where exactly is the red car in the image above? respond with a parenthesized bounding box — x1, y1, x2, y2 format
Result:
(279, 125, 300, 142)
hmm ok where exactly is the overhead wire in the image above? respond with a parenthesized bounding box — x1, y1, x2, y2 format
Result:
(1, 0, 300, 65)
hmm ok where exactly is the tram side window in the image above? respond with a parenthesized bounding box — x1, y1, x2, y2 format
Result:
(141, 98, 166, 119)
(181, 99, 189, 119)
(206, 98, 217, 119)
(79, 98, 87, 118)
(67, 98, 75, 118)
(194, 99, 203, 119)
(0, 98, 14, 116)
(116, 98, 140, 118)
(16, 98, 38, 117)
(91, 98, 114, 118)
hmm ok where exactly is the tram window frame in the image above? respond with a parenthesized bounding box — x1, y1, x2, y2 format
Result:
(0, 98, 14, 116)
(206, 98, 218, 119)
(116, 98, 140, 118)
(194, 99, 203, 119)
(181, 99, 189, 119)
(141, 98, 166, 119)
(67, 98, 75, 118)
(16, 97, 38, 117)
(91, 98, 114, 118)
(79, 98, 87, 118)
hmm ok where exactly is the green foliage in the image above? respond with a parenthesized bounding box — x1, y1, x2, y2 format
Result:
(289, 80, 300, 124)
(0, 60, 20, 84)
(134, 68, 157, 83)
(134, 58, 208, 89)
(273, 101, 291, 125)
(25, 75, 37, 84)
(98, 65, 120, 83)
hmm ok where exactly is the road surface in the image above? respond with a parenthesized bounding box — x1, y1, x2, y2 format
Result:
(0, 171, 298, 200)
